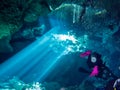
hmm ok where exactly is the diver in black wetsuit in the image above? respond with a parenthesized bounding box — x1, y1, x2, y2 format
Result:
(79, 52, 119, 90)
(79, 52, 118, 80)
(87, 52, 118, 80)
(86, 52, 118, 80)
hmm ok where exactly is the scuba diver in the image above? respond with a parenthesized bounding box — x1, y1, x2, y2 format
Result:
(79, 51, 118, 80)
(87, 52, 118, 80)
(113, 78, 120, 90)
(79, 51, 119, 90)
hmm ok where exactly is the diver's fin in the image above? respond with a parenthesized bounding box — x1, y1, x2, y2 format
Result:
(78, 67, 90, 74)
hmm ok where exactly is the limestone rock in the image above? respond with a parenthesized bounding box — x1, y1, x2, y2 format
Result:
(0, 24, 13, 53)
(50, 4, 84, 24)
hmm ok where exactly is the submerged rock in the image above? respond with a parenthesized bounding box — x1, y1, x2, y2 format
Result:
(50, 4, 84, 24)
(0, 24, 13, 53)
(78, 78, 96, 90)
(24, 1, 51, 22)
(0, 77, 46, 90)
(43, 82, 61, 90)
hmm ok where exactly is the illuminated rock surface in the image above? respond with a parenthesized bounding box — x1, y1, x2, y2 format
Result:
(0, 0, 120, 90)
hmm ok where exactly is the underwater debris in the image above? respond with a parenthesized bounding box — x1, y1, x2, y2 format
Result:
(0, 77, 99, 90)
(0, 77, 45, 90)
